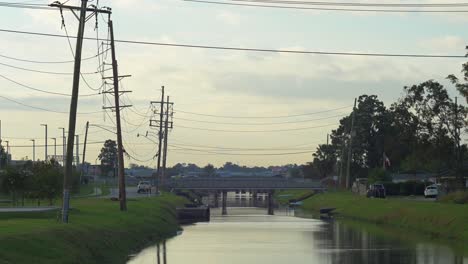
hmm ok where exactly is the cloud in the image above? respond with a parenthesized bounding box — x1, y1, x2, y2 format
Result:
(419, 36, 466, 53)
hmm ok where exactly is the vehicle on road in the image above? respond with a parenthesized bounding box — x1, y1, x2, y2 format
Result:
(137, 181, 152, 193)
(424, 185, 438, 198)
(366, 184, 386, 198)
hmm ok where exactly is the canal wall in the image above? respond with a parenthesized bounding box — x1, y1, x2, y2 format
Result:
(301, 192, 468, 242)
(0, 194, 187, 264)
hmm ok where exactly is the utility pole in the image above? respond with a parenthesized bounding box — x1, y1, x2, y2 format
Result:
(150, 89, 174, 192)
(161, 96, 171, 186)
(346, 98, 357, 189)
(81, 121, 89, 185)
(30, 139, 35, 161)
(41, 124, 47, 161)
(50, 0, 111, 223)
(157, 86, 164, 191)
(103, 19, 131, 211)
(327, 133, 329, 145)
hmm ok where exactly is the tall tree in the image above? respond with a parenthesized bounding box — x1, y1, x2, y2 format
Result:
(312, 144, 337, 179)
(98, 140, 118, 177)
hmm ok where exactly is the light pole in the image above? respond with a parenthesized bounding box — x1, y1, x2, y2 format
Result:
(58, 127, 65, 165)
(40, 124, 47, 161)
(95, 157, 99, 196)
(51, 137, 57, 160)
(30, 139, 35, 161)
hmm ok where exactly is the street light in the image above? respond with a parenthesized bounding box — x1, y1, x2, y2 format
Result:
(51, 137, 57, 160)
(30, 139, 35, 161)
(40, 124, 47, 161)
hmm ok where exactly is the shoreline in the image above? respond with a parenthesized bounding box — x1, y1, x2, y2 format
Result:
(0, 194, 186, 264)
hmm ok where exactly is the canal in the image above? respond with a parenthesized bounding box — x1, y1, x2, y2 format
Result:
(128, 204, 467, 264)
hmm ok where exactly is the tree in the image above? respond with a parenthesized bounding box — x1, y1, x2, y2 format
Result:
(312, 144, 337, 179)
(0, 166, 29, 206)
(0, 144, 6, 168)
(98, 140, 117, 177)
(203, 164, 216, 177)
(32, 160, 63, 205)
(447, 62, 468, 103)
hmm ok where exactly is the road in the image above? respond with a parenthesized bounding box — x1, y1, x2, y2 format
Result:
(107, 186, 160, 198)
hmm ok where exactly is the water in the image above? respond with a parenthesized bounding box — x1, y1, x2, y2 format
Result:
(128, 207, 467, 264)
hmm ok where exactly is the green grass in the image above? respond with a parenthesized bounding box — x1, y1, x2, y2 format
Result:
(275, 190, 314, 205)
(300, 191, 468, 242)
(0, 193, 187, 264)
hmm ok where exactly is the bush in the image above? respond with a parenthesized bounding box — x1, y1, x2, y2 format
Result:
(368, 168, 392, 184)
(439, 191, 468, 204)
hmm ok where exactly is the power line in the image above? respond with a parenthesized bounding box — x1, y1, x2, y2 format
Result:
(0, 60, 108, 75)
(170, 142, 316, 151)
(0, 94, 103, 115)
(0, 28, 466, 59)
(0, 50, 109, 64)
(0, 73, 99, 97)
(177, 123, 336, 132)
(183, 0, 468, 12)
(175, 113, 347, 125)
(223, 0, 468, 8)
(175, 105, 351, 119)
(170, 145, 313, 155)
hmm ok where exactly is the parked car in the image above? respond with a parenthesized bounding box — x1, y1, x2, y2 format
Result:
(424, 185, 438, 198)
(137, 181, 151, 193)
(366, 184, 386, 198)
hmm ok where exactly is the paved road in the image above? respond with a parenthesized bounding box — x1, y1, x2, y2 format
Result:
(107, 186, 159, 198)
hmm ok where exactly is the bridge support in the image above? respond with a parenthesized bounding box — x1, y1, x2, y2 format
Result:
(252, 191, 258, 207)
(214, 192, 219, 208)
(222, 191, 227, 215)
(267, 191, 274, 215)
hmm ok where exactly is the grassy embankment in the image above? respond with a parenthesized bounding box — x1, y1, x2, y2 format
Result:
(0, 193, 187, 264)
(299, 191, 468, 242)
(274, 190, 314, 204)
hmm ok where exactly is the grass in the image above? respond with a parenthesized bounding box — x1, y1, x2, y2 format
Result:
(274, 190, 314, 205)
(0, 193, 187, 264)
(300, 191, 468, 242)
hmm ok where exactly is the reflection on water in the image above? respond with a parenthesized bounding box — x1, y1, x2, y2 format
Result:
(128, 207, 467, 264)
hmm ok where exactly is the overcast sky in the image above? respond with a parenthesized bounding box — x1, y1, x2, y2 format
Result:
(0, 0, 467, 167)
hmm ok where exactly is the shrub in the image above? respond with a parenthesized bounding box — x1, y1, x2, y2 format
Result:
(439, 191, 468, 204)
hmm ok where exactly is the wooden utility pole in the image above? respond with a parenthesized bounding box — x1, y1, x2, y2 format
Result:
(50, 0, 111, 222)
(109, 19, 127, 211)
(346, 98, 357, 189)
(157, 86, 165, 190)
(161, 96, 170, 186)
(80, 121, 89, 184)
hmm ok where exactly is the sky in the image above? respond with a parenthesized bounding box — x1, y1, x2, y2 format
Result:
(0, 0, 467, 168)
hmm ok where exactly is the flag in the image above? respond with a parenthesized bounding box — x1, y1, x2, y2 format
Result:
(383, 152, 391, 169)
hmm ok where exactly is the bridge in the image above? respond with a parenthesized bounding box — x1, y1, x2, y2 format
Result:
(164, 177, 325, 215)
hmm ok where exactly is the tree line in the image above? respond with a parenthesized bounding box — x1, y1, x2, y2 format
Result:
(305, 67, 468, 187)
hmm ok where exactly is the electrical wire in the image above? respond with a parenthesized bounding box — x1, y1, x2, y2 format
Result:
(0, 28, 466, 59)
(176, 123, 336, 132)
(169, 142, 316, 151)
(175, 105, 351, 119)
(223, 0, 468, 8)
(0, 94, 103, 115)
(0, 73, 100, 97)
(170, 145, 313, 155)
(183, 0, 468, 12)
(174, 113, 347, 125)
(0, 60, 107, 75)
(0, 50, 109, 64)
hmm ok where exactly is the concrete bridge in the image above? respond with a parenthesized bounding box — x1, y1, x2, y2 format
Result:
(164, 177, 325, 216)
